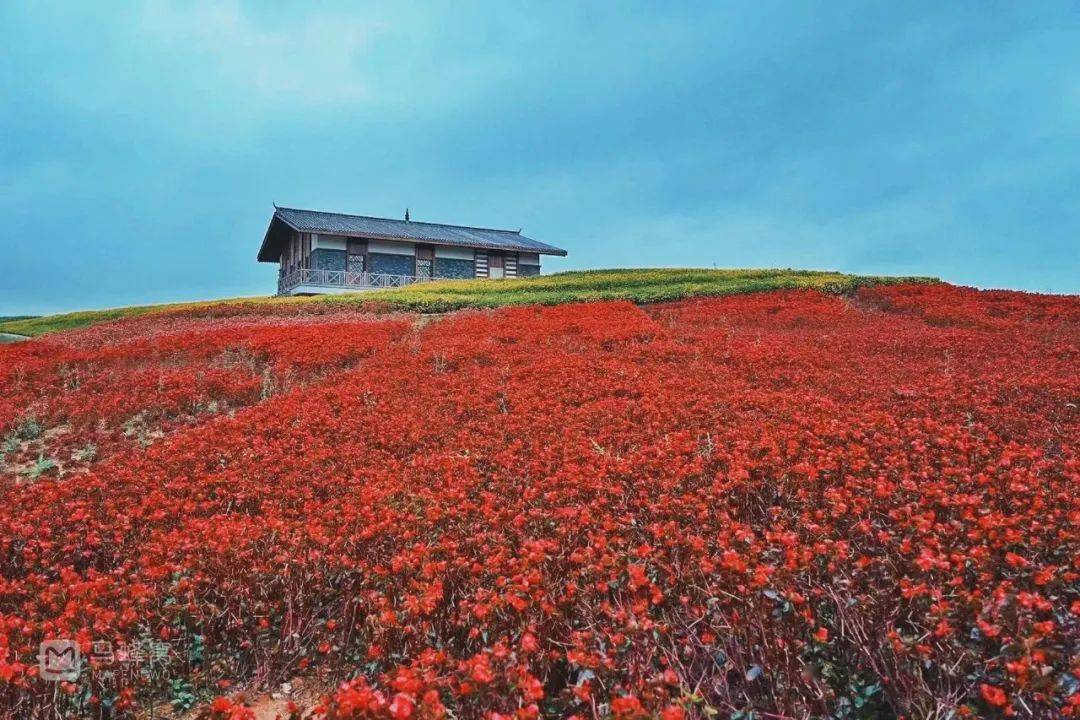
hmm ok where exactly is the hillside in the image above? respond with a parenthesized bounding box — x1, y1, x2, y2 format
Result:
(0, 278, 1077, 719)
(0, 268, 935, 337)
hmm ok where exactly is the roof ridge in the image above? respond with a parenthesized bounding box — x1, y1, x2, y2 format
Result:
(275, 206, 522, 235)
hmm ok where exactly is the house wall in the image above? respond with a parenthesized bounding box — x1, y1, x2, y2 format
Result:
(435, 258, 475, 279)
(312, 235, 347, 251)
(280, 231, 310, 274)
(369, 252, 416, 276)
(282, 235, 543, 280)
(305, 234, 345, 271)
(434, 246, 474, 261)
(310, 248, 346, 271)
(434, 246, 475, 279)
(474, 250, 542, 279)
(519, 252, 541, 277)
(365, 239, 413, 275)
(368, 239, 415, 255)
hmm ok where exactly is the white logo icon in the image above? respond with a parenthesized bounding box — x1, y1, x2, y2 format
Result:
(38, 640, 81, 682)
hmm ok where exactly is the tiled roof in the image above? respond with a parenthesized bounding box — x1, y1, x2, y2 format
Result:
(260, 206, 567, 260)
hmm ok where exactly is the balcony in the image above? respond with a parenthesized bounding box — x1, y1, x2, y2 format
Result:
(277, 268, 445, 296)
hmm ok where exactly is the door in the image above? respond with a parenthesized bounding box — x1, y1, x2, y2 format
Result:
(489, 252, 505, 279)
(346, 239, 366, 287)
(415, 246, 434, 280)
(347, 239, 366, 273)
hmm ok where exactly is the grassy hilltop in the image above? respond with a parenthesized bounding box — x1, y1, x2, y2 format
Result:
(0, 268, 937, 337)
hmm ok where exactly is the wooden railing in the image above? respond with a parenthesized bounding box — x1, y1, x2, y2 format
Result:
(278, 268, 445, 295)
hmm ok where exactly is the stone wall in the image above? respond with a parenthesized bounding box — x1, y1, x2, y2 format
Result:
(435, 257, 475, 279)
(369, 252, 415, 276)
(311, 248, 346, 271)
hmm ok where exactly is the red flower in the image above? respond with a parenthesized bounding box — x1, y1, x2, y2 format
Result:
(661, 705, 686, 720)
(611, 695, 646, 718)
(0, 284, 1075, 719)
(980, 683, 1008, 708)
(388, 693, 415, 719)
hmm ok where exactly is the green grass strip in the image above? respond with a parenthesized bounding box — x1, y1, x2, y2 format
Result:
(0, 268, 937, 337)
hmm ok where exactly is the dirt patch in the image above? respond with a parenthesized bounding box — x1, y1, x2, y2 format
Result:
(411, 313, 446, 330)
(155, 678, 329, 720)
(1, 424, 83, 483)
(840, 291, 894, 316)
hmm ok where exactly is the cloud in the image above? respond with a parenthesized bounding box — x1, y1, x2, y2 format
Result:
(134, 1, 385, 108)
(1, 1, 1078, 314)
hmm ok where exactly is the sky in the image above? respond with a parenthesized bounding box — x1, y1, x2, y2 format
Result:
(1, 2, 1078, 315)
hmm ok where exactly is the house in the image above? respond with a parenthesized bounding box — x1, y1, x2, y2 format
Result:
(258, 206, 568, 295)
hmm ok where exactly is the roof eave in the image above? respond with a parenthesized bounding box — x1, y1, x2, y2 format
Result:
(256, 212, 301, 262)
(260, 208, 568, 259)
(288, 227, 567, 256)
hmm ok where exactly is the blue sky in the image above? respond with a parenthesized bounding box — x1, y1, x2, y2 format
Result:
(1, 2, 1078, 315)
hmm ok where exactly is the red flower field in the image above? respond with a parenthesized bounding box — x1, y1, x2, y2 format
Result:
(0, 284, 1077, 719)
